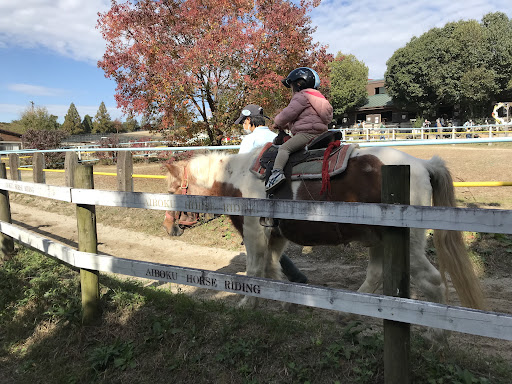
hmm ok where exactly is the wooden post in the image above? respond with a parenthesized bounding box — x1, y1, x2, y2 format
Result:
(0, 163, 15, 260)
(32, 152, 46, 184)
(117, 151, 133, 192)
(75, 164, 100, 325)
(8, 154, 20, 181)
(65, 151, 78, 187)
(382, 165, 410, 384)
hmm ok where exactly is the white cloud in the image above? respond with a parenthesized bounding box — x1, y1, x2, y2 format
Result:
(8, 83, 66, 97)
(0, 0, 511, 81)
(0, 0, 111, 63)
(311, 0, 512, 78)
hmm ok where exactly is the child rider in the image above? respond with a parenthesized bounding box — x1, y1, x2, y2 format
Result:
(265, 67, 333, 192)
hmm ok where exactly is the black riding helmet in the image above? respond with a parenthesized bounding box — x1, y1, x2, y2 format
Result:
(281, 67, 320, 91)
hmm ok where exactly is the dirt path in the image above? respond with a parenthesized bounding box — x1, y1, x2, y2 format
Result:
(10, 202, 248, 296)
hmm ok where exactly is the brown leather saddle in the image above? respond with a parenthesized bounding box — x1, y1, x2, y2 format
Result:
(250, 131, 355, 186)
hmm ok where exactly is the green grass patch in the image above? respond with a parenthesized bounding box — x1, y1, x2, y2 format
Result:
(1, 247, 511, 384)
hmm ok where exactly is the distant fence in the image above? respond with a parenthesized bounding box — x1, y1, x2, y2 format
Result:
(338, 123, 512, 142)
(61, 123, 512, 146)
(3, 138, 512, 191)
(1, 163, 512, 383)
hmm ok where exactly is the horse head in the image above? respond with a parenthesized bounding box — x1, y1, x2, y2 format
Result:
(162, 161, 188, 237)
(163, 158, 213, 236)
(162, 210, 185, 236)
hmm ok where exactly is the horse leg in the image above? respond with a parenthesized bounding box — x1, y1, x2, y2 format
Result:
(410, 229, 446, 304)
(357, 245, 383, 294)
(264, 227, 288, 281)
(410, 228, 448, 345)
(335, 246, 384, 324)
(238, 217, 269, 309)
(265, 227, 296, 311)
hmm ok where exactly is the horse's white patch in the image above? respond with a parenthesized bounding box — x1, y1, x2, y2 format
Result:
(362, 163, 374, 173)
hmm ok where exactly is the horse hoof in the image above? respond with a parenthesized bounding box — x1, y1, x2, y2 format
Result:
(164, 224, 184, 237)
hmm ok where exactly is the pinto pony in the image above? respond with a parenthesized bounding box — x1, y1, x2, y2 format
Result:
(164, 146, 485, 310)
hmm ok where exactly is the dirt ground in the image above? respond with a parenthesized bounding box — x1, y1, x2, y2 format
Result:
(7, 143, 512, 362)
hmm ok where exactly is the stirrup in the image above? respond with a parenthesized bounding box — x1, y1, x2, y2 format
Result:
(259, 217, 279, 227)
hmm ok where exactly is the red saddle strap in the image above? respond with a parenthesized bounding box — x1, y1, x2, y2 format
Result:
(320, 140, 341, 195)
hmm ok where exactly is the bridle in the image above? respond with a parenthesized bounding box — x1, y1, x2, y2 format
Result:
(165, 165, 198, 227)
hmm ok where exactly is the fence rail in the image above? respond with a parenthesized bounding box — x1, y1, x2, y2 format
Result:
(1, 179, 512, 233)
(2, 134, 512, 157)
(0, 177, 512, 341)
(0, 219, 511, 341)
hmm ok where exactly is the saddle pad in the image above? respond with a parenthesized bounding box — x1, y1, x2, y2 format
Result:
(250, 142, 356, 180)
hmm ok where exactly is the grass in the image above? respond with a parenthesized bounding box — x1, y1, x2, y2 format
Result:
(1, 247, 511, 384)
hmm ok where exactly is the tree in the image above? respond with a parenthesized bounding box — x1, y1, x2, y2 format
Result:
(92, 102, 114, 133)
(11, 106, 60, 132)
(112, 119, 124, 134)
(329, 53, 368, 121)
(62, 103, 84, 135)
(82, 115, 93, 133)
(97, 0, 332, 145)
(385, 12, 512, 119)
(482, 12, 512, 101)
(123, 113, 139, 132)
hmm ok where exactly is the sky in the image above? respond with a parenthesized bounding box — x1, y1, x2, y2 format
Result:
(0, 0, 511, 124)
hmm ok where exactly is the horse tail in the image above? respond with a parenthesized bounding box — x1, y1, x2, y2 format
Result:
(425, 156, 486, 310)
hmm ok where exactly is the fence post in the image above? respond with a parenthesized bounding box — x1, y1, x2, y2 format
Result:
(382, 165, 410, 384)
(32, 152, 46, 184)
(0, 163, 15, 260)
(75, 164, 100, 325)
(8, 154, 20, 181)
(117, 150, 133, 192)
(65, 151, 78, 187)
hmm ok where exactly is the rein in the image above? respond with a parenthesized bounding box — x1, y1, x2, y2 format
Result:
(165, 165, 198, 227)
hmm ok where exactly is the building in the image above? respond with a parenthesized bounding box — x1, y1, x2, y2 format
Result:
(339, 79, 415, 127)
(0, 128, 23, 151)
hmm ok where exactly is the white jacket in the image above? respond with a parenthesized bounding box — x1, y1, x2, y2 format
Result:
(238, 126, 277, 154)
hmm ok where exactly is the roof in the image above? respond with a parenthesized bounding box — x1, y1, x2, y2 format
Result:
(359, 94, 394, 110)
(0, 129, 23, 138)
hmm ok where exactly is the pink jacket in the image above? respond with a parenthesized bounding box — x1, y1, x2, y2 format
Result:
(274, 89, 333, 135)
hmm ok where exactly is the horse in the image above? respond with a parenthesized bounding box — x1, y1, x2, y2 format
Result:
(163, 145, 485, 312)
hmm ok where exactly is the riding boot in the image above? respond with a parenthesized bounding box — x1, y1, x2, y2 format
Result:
(280, 254, 308, 284)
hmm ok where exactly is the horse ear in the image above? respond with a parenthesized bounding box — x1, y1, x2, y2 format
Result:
(165, 163, 180, 178)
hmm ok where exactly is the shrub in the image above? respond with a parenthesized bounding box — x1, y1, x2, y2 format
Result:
(21, 129, 67, 168)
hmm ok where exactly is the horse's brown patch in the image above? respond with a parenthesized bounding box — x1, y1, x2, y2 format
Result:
(278, 154, 384, 247)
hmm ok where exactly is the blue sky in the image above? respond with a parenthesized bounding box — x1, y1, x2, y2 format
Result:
(0, 0, 511, 124)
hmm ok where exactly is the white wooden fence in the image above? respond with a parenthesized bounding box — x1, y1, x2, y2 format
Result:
(0, 177, 511, 341)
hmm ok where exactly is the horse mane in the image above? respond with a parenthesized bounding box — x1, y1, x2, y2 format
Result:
(187, 151, 233, 187)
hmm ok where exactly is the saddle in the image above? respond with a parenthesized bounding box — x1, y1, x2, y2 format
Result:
(250, 131, 356, 187)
